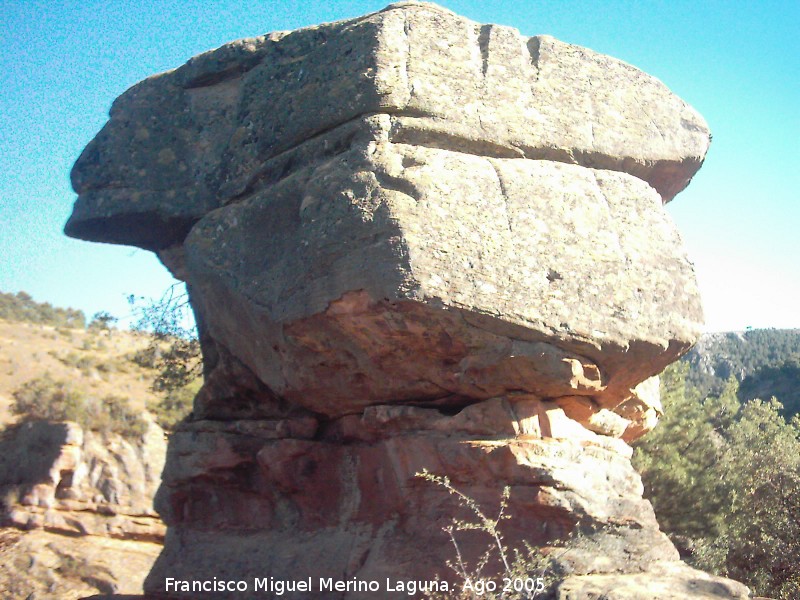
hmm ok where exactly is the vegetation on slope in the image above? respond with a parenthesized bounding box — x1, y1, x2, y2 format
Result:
(682, 329, 800, 419)
(0, 291, 181, 599)
(0, 291, 86, 329)
(634, 363, 800, 599)
(12, 374, 148, 439)
(0, 289, 197, 433)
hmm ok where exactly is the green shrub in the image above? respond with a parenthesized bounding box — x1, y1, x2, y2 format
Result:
(129, 284, 202, 393)
(129, 346, 160, 369)
(62, 351, 82, 367)
(55, 327, 75, 341)
(148, 379, 200, 430)
(88, 311, 117, 333)
(12, 375, 148, 439)
(12, 374, 85, 422)
(76, 356, 94, 372)
(97, 395, 149, 438)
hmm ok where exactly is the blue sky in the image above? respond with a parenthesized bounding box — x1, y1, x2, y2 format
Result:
(1, 0, 798, 331)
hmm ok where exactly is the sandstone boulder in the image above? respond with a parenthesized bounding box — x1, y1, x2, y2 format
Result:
(0, 528, 162, 600)
(63, 2, 743, 599)
(184, 141, 701, 423)
(144, 406, 748, 599)
(66, 1, 706, 437)
(66, 1, 707, 253)
(558, 561, 751, 600)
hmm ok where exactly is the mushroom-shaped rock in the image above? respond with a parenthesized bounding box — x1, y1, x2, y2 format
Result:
(64, 4, 741, 598)
(66, 1, 706, 433)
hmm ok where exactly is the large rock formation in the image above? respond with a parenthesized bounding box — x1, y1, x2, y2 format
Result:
(65, 2, 749, 598)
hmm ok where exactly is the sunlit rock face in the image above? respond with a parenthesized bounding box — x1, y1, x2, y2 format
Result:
(0, 418, 166, 542)
(66, 2, 750, 598)
(66, 0, 708, 437)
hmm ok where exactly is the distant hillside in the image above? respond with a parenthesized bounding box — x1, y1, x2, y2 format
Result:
(682, 329, 800, 418)
(0, 291, 170, 599)
(0, 290, 196, 431)
(0, 318, 160, 428)
(0, 291, 86, 329)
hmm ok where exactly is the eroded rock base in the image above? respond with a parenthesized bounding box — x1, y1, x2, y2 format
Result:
(144, 402, 748, 598)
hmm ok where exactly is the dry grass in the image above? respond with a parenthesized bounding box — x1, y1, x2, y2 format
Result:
(0, 319, 161, 426)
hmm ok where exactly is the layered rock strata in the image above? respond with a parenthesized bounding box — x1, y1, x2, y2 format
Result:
(0, 418, 166, 542)
(66, 2, 749, 598)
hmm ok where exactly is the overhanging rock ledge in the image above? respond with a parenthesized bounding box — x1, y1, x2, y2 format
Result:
(66, 3, 748, 599)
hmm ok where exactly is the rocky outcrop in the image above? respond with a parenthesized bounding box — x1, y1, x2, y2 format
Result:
(67, 0, 707, 441)
(65, 2, 748, 598)
(0, 527, 162, 599)
(0, 418, 166, 541)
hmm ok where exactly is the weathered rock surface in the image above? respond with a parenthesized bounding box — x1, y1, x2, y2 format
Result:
(66, 0, 708, 252)
(0, 527, 162, 600)
(184, 143, 700, 425)
(66, 0, 707, 438)
(558, 560, 751, 600)
(142, 406, 749, 598)
(0, 418, 166, 541)
(64, 2, 746, 599)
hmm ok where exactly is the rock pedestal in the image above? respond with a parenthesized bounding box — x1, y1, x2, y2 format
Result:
(66, 2, 749, 598)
